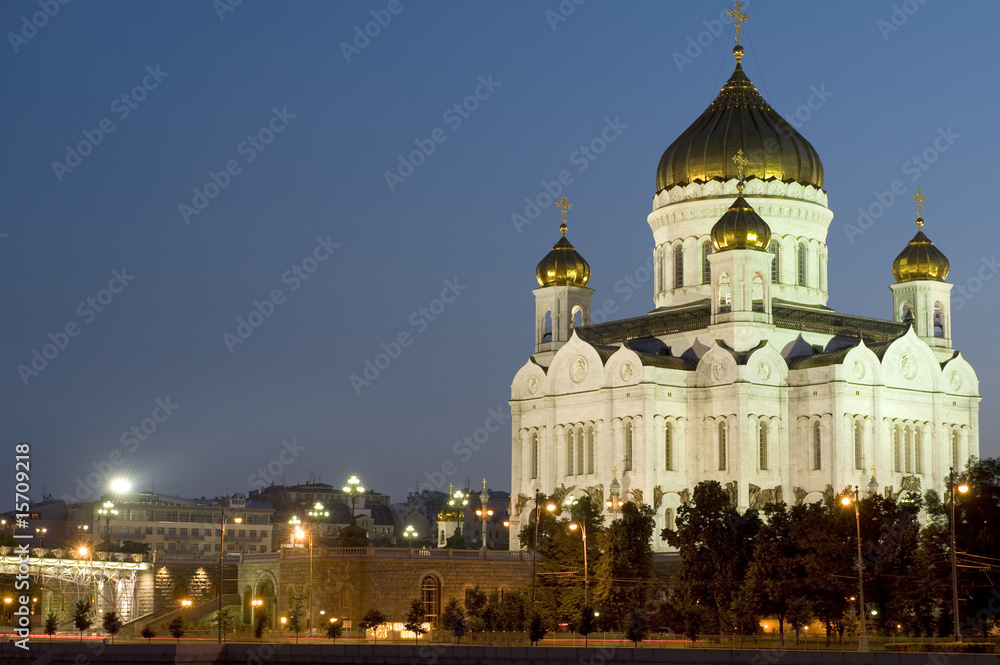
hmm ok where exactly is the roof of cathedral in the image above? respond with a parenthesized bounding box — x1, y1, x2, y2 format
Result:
(892, 217, 949, 283)
(591, 343, 697, 370)
(576, 300, 908, 350)
(786, 337, 898, 370)
(655, 47, 824, 193)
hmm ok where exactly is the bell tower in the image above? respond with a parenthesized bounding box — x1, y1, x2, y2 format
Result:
(533, 196, 592, 364)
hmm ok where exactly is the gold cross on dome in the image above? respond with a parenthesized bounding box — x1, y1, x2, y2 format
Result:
(732, 149, 749, 183)
(482, 478, 487, 490)
(913, 188, 926, 226)
(728, 1, 749, 46)
(556, 195, 572, 227)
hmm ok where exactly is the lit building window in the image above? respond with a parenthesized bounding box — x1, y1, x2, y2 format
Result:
(674, 245, 684, 288)
(701, 241, 712, 284)
(797, 242, 807, 286)
(586, 426, 595, 474)
(769, 240, 780, 283)
(812, 422, 821, 470)
(718, 422, 727, 471)
(854, 420, 863, 470)
(421, 576, 440, 627)
(759, 421, 768, 471)
(664, 423, 673, 472)
(624, 422, 634, 472)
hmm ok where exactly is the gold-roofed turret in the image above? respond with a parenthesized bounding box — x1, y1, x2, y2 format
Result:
(536, 196, 591, 287)
(891, 189, 949, 282)
(655, 2, 823, 193)
(710, 150, 772, 251)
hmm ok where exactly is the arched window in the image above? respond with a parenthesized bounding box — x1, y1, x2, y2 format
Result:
(530, 432, 538, 480)
(759, 421, 768, 471)
(624, 421, 634, 471)
(893, 424, 902, 472)
(752, 274, 765, 311)
(812, 422, 821, 470)
(577, 427, 584, 476)
(854, 420, 863, 470)
(902, 301, 915, 325)
(572, 306, 584, 329)
(934, 302, 945, 337)
(952, 429, 960, 469)
(543, 311, 552, 341)
(718, 422, 727, 470)
(421, 576, 440, 627)
(769, 240, 780, 283)
(797, 242, 808, 286)
(566, 430, 574, 477)
(674, 245, 684, 288)
(664, 508, 675, 532)
(904, 426, 913, 473)
(701, 241, 712, 284)
(719, 272, 731, 311)
(915, 427, 923, 474)
(664, 423, 673, 471)
(587, 426, 595, 474)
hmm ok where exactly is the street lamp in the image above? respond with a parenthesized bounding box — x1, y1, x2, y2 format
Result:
(841, 487, 868, 652)
(35, 527, 47, 548)
(403, 525, 417, 544)
(605, 470, 623, 512)
(477, 479, 493, 551)
(97, 501, 118, 542)
(251, 598, 263, 628)
(529, 492, 557, 613)
(342, 475, 365, 526)
(218, 508, 242, 643)
(950, 467, 970, 642)
(564, 495, 589, 607)
(291, 519, 314, 634)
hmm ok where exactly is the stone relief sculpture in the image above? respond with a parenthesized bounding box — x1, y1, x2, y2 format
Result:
(552, 484, 575, 506)
(587, 484, 604, 512)
(631, 488, 644, 506)
(900, 475, 921, 493)
(823, 484, 835, 505)
(653, 485, 664, 510)
(678, 488, 690, 506)
(514, 493, 530, 517)
(793, 486, 808, 506)
(748, 484, 783, 510)
(724, 481, 738, 507)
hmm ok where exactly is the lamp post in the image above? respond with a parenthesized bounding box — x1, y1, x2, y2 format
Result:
(306, 503, 327, 633)
(97, 501, 118, 543)
(218, 507, 242, 643)
(529, 491, 556, 613)
(841, 486, 867, 652)
(477, 479, 493, 551)
(342, 475, 365, 526)
(251, 598, 263, 629)
(605, 469, 623, 513)
(564, 495, 588, 607)
(35, 527, 47, 548)
(403, 525, 417, 545)
(950, 467, 970, 642)
(291, 518, 314, 634)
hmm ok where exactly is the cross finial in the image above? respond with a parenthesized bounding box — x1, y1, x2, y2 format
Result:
(556, 195, 572, 234)
(913, 188, 926, 227)
(449, 483, 453, 495)
(728, 1, 749, 47)
(732, 149, 749, 191)
(482, 478, 487, 490)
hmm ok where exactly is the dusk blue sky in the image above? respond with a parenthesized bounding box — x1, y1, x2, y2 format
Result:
(3, 1, 997, 506)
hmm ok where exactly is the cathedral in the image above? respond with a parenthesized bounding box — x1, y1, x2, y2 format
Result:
(507, 20, 980, 551)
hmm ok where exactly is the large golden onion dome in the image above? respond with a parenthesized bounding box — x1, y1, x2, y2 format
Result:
(656, 46, 824, 193)
(892, 217, 949, 282)
(711, 183, 771, 251)
(536, 209, 590, 288)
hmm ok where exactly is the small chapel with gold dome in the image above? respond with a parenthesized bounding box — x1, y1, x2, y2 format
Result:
(507, 8, 980, 551)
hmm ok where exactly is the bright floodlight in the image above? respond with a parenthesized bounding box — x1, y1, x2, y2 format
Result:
(841, 496, 851, 506)
(111, 479, 131, 493)
(958, 483, 969, 493)
(569, 523, 579, 531)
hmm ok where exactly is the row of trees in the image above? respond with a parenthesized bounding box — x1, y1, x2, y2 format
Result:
(663, 458, 1000, 641)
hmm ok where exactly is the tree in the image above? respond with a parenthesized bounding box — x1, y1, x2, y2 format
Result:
(529, 613, 547, 645)
(44, 612, 58, 642)
(287, 604, 303, 643)
(359, 608, 388, 643)
(577, 605, 597, 647)
(102, 611, 122, 643)
(440, 598, 468, 644)
(594, 501, 656, 630)
(403, 598, 427, 644)
(141, 625, 155, 643)
(73, 601, 92, 641)
(681, 605, 710, 644)
(625, 607, 648, 646)
(498, 589, 528, 632)
(254, 613, 268, 642)
(214, 607, 235, 638)
(326, 618, 343, 643)
(786, 596, 812, 646)
(168, 617, 185, 642)
(664, 481, 761, 634)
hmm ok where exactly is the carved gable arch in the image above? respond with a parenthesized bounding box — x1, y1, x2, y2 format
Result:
(511, 360, 547, 400)
(744, 343, 788, 386)
(695, 341, 738, 387)
(606, 345, 644, 387)
(941, 352, 980, 397)
(880, 328, 941, 392)
(546, 332, 606, 394)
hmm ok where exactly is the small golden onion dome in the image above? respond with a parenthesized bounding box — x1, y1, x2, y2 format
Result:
(655, 56, 824, 193)
(892, 218, 949, 282)
(710, 189, 771, 251)
(536, 222, 590, 287)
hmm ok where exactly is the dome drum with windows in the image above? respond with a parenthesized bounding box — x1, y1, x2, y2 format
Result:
(536, 195, 591, 287)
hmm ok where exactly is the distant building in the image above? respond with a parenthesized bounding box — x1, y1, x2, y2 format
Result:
(67, 492, 274, 555)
